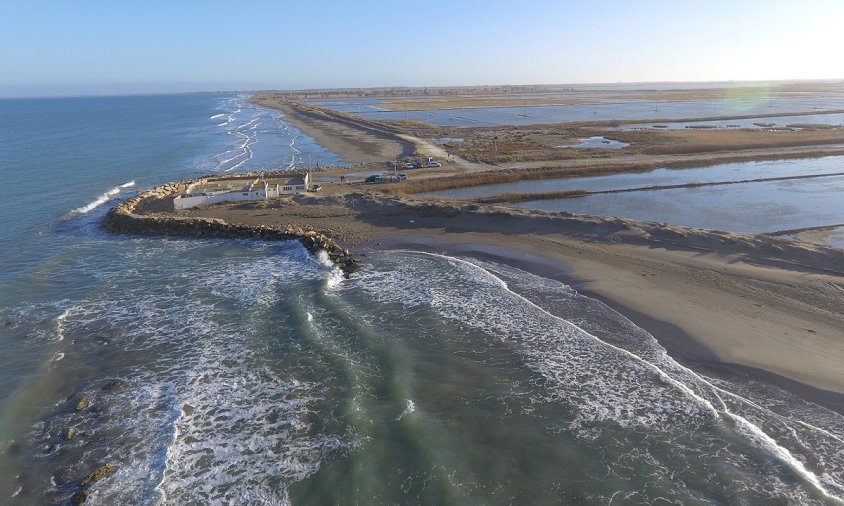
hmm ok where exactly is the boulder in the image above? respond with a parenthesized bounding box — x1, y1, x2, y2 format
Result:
(80, 463, 117, 487)
(71, 489, 91, 505)
(65, 427, 78, 441)
(74, 395, 90, 412)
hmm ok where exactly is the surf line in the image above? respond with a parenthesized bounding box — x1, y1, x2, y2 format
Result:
(287, 133, 302, 169)
(404, 250, 844, 503)
(403, 250, 723, 415)
(72, 181, 136, 214)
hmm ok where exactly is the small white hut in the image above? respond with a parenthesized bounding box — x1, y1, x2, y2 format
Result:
(173, 173, 310, 210)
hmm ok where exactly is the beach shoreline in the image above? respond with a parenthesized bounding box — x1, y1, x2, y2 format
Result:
(158, 191, 844, 405)
(368, 233, 844, 415)
(119, 91, 844, 414)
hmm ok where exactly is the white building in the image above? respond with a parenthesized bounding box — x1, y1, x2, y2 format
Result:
(174, 173, 310, 210)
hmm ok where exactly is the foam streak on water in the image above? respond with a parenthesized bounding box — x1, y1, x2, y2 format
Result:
(340, 251, 844, 504)
(71, 180, 135, 214)
(199, 95, 344, 174)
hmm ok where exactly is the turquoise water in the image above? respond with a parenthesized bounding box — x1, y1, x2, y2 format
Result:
(1, 95, 843, 504)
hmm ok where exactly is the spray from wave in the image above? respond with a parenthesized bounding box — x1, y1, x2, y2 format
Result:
(71, 180, 135, 214)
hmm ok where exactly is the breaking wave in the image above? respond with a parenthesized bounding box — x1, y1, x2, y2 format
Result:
(71, 181, 135, 214)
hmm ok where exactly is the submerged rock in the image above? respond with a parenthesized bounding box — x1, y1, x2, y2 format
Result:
(101, 380, 124, 391)
(71, 489, 91, 505)
(65, 427, 78, 441)
(80, 463, 117, 487)
(74, 395, 91, 412)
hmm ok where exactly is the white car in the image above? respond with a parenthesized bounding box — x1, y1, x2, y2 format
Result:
(427, 161, 442, 167)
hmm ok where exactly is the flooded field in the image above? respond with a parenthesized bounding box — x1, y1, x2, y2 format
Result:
(512, 175, 844, 234)
(307, 96, 844, 127)
(557, 136, 629, 149)
(828, 228, 844, 248)
(619, 112, 844, 130)
(426, 157, 844, 236)
(427, 157, 844, 199)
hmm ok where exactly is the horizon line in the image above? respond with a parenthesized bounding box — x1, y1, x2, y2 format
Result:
(2, 77, 844, 100)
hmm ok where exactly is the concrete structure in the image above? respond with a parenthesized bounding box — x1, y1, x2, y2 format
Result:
(174, 173, 309, 210)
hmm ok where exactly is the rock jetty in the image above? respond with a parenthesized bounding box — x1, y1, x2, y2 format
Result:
(102, 176, 361, 276)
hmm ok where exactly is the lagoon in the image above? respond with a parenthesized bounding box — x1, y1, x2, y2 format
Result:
(308, 95, 844, 127)
(426, 157, 844, 235)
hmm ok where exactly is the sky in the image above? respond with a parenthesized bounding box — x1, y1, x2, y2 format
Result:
(1, 0, 842, 97)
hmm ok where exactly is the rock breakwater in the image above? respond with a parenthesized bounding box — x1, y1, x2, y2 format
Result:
(102, 177, 361, 276)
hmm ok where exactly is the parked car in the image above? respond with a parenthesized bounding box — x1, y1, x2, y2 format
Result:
(413, 159, 423, 168)
(404, 162, 415, 170)
(364, 174, 386, 183)
(311, 184, 322, 192)
(397, 173, 408, 181)
(427, 160, 442, 167)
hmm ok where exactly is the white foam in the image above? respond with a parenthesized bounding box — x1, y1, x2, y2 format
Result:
(325, 269, 344, 290)
(314, 250, 344, 290)
(396, 399, 416, 421)
(10, 486, 21, 498)
(210, 113, 225, 120)
(729, 412, 843, 503)
(287, 133, 301, 169)
(351, 250, 844, 501)
(72, 180, 135, 214)
(54, 308, 70, 341)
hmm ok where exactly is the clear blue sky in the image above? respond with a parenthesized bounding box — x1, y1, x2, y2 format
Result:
(1, 0, 841, 97)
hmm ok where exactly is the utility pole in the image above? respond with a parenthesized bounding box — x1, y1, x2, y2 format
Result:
(493, 136, 498, 163)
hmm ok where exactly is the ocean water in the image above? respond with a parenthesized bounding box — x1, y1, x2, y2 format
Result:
(1, 94, 844, 505)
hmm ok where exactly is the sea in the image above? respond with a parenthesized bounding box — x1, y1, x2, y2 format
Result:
(0, 93, 843, 505)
